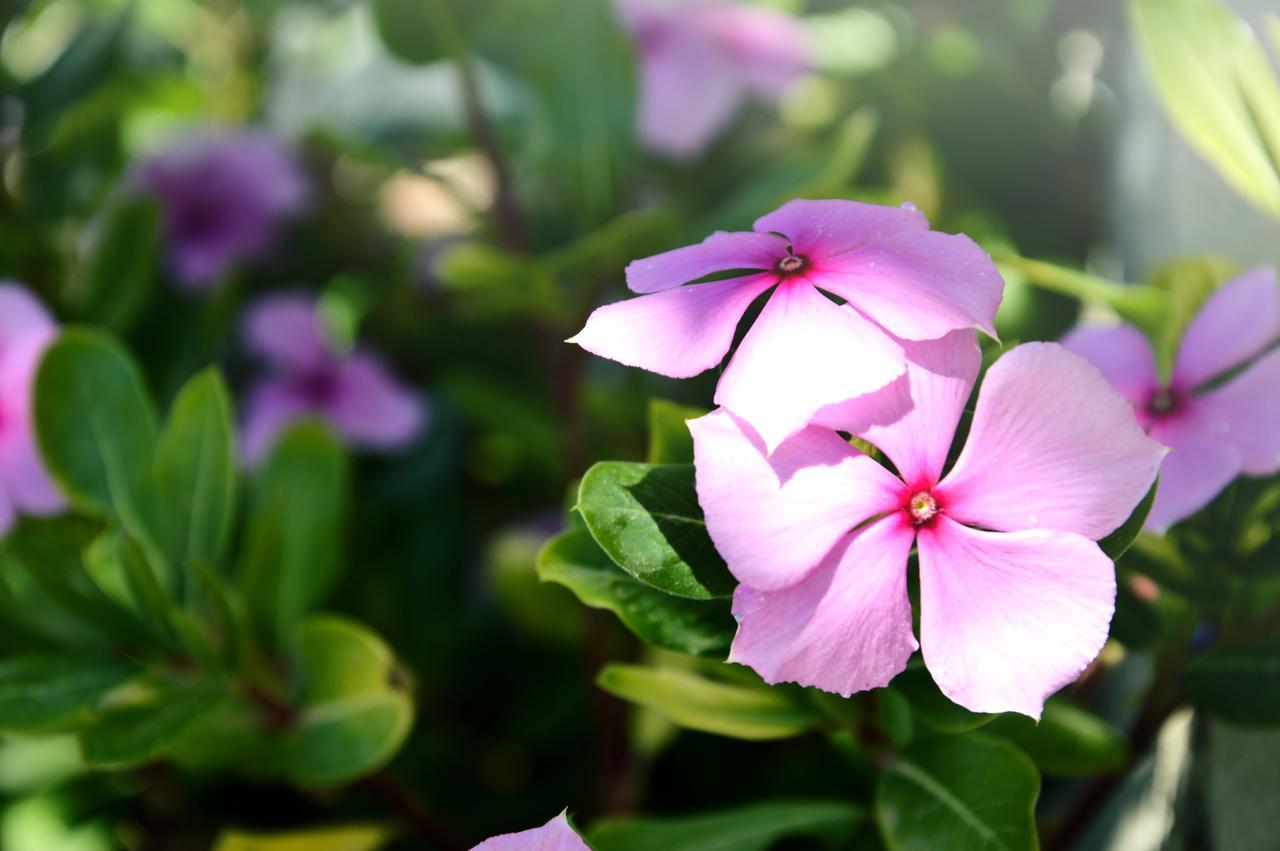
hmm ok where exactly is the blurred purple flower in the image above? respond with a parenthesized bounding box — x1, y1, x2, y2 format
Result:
(0, 284, 65, 534)
(1063, 267, 1280, 530)
(616, 0, 809, 157)
(240, 293, 426, 466)
(471, 812, 588, 851)
(137, 132, 307, 291)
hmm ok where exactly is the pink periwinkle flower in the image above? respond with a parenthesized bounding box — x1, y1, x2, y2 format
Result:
(0, 284, 65, 534)
(690, 336, 1166, 717)
(240, 294, 425, 466)
(1063, 267, 1280, 531)
(617, 0, 809, 157)
(137, 132, 307, 291)
(472, 812, 588, 851)
(570, 199, 1004, 451)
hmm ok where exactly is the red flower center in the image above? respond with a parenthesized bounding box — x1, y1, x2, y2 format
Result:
(907, 491, 939, 526)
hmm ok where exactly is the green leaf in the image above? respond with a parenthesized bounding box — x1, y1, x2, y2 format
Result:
(995, 254, 1169, 337)
(0, 655, 134, 731)
(1100, 479, 1159, 561)
(646, 399, 706, 465)
(877, 734, 1039, 851)
(65, 198, 158, 332)
(1130, 0, 1280, 217)
(434, 243, 560, 321)
(213, 825, 392, 851)
(538, 529, 734, 657)
(371, 0, 450, 65)
(590, 801, 864, 851)
(80, 682, 228, 769)
(577, 462, 734, 600)
(19, 8, 131, 137)
(154, 368, 237, 568)
(241, 423, 349, 646)
(985, 698, 1127, 776)
(596, 663, 820, 741)
(291, 616, 414, 785)
(1185, 646, 1280, 726)
(891, 660, 994, 734)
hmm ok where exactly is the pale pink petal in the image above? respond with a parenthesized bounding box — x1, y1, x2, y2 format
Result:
(939, 343, 1166, 540)
(472, 812, 589, 851)
(1193, 347, 1280, 474)
(815, 330, 980, 488)
(690, 409, 902, 592)
(1060, 323, 1160, 407)
(569, 274, 774, 378)
(728, 514, 918, 697)
(917, 517, 1115, 718)
(1173, 266, 1280, 390)
(714, 281, 905, 452)
(751, 199, 927, 262)
(703, 4, 809, 97)
(239, 380, 310, 467)
(625, 232, 784, 293)
(1144, 420, 1241, 531)
(0, 284, 56, 349)
(0, 416, 64, 515)
(811, 231, 1003, 340)
(242, 293, 329, 371)
(635, 30, 748, 159)
(328, 353, 426, 451)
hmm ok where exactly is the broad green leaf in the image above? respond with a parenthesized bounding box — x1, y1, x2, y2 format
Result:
(85, 528, 175, 643)
(1185, 646, 1280, 726)
(1130, 0, 1280, 217)
(371, 0, 451, 65)
(537, 529, 734, 657)
(877, 734, 1039, 851)
(213, 825, 391, 851)
(154, 368, 237, 568)
(596, 663, 820, 741)
(241, 423, 349, 646)
(577, 462, 733, 600)
(891, 660, 994, 734)
(985, 698, 1127, 776)
(646, 400, 706, 465)
(1100, 480, 1159, 561)
(65, 198, 158, 332)
(0, 655, 134, 731)
(590, 801, 864, 851)
(79, 682, 228, 769)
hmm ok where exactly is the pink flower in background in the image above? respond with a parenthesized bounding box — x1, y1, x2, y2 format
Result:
(137, 132, 307, 291)
(472, 812, 588, 851)
(240, 294, 425, 465)
(0, 285, 65, 534)
(691, 337, 1165, 717)
(1063, 267, 1280, 531)
(570, 199, 1003, 450)
(617, 0, 809, 157)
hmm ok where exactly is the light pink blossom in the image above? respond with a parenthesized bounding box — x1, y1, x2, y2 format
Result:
(690, 337, 1165, 717)
(1063, 267, 1280, 530)
(240, 294, 425, 465)
(0, 284, 65, 535)
(616, 0, 809, 157)
(570, 199, 1003, 451)
(472, 812, 588, 851)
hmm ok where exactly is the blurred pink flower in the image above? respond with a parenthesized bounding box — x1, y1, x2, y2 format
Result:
(1063, 267, 1280, 531)
(0, 284, 65, 534)
(616, 0, 809, 157)
(472, 812, 588, 851)
(691, 337, 1165, 717)
(570, 199, 1003, 450)
(137, 132, 307, 291)
(240, 294, 425, 465)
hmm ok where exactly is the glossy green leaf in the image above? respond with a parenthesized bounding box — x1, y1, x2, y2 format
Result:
(891, 660, 994, 734)
(646, 399, 706, 465)
(596, 663, 820, 741)
(538, 529, 734, 657)
(577, 462, 733, 600)
(80, 683, 227, 769)
(1100, 479, 1159, 561)
(0, 655, 134, 731)
(985, 698, 1127, 776)
(1185, 646, 1280, 726)
(65, 198, 159, 332)
(154, 368, 237, 568)
(590, 801, 864, 851)
(877, 734, 1039, 851)
(213, 825, 392, 851)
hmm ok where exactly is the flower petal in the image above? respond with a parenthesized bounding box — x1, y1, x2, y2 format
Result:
(1193, 347, 1280, 475)
(569, 275, 774, 378)
(1174, 266, 1280, 390)
(242, 293, 330, 371)
(634, 32, 747, 159)
(1144, 420, 1241, 531)
(239, 380, 310, 467)
(714, 281, 905, 452)
(1060, 323, 1160, 407)
(917, 517, 1115, 718)
(472, 812, 589, 851)
(0, 284, 56, 349)
(939, 343, 1166, 540)
(690, 408, 902, 592)
(329, 353, 426, 451)
(0, 415, 64, 515)
(751, 199, 927, 262)
(625, 232, 784, 294)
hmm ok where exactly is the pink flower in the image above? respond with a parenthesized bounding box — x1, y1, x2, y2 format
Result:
(570, 199, 1004, 451)
(690, 336, 1165, 717)
(0, 284, 65, 535)
(616, 0, 809, 157)
(1063, 267, 1280, 531)
(472, 812, 588, 851)
(240, 294, 425, 466)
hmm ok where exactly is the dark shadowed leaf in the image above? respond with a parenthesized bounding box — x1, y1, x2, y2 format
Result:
(1185, 646, 1280, 726)
(985, 698, 1127, 776)
(0, 655, 135, 731)
(891, 660, 994, 734)
(1100, 479, 1159, 561)
(80, 682, 228, 769)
